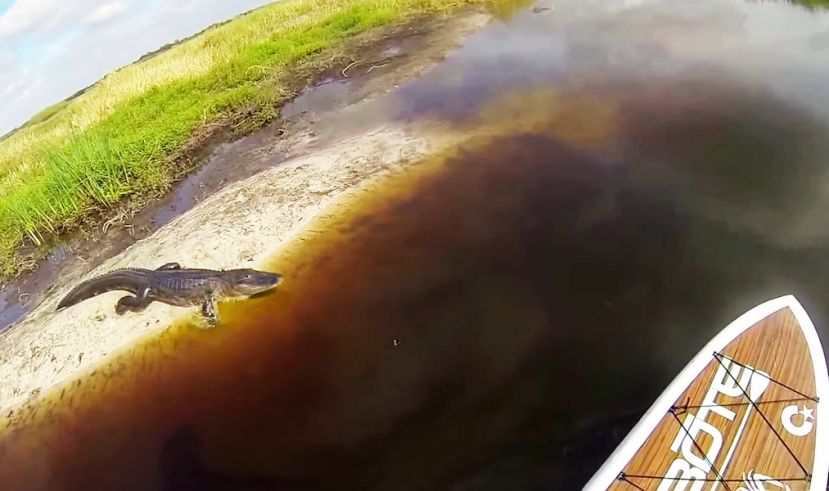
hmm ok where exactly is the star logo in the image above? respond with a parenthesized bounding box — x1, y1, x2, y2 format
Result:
(781, 404, 815, 437)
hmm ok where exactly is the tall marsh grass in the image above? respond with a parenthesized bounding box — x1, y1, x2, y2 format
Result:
(0, 0, 485, 276)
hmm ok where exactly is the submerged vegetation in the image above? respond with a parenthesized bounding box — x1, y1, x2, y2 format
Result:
(0, 0, 488, 277)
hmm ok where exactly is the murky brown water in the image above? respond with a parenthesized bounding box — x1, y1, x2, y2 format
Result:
(1, 128, 649, 491)
(5, 0, 829, 489)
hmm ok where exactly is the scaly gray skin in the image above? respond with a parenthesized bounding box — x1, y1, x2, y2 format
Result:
(56, 262, 282, 326)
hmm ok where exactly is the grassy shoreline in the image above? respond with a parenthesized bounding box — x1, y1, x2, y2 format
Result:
(0, 0, 491, 278)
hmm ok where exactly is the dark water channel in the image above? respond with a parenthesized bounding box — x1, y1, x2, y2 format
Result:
(5, 0, 829, 489)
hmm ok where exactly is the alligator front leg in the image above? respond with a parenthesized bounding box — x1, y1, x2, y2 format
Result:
(115, 287, 152, 315)
(200, 292, 220, 327)
(156, 262, 181, 271)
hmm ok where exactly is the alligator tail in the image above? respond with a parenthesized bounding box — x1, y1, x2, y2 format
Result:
(56, 269, 149, 311)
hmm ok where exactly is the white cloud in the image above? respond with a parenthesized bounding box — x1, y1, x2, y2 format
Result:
(0, 0, 63, 37)
(0, 0, 275, 134)
(0, 47, 14, 66)
(0, 0, 131, 38)
(83, 1, 127, 25)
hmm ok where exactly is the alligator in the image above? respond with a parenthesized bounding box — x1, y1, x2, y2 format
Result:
(56, 262, 282, 325)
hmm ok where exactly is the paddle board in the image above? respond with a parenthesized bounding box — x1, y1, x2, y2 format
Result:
(584, 295, 829, 491)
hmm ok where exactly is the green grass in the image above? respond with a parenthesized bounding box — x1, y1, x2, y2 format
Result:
(755, 0, 829, 9)
(0, 0, 491, 277)
(791, 0, 829, 8)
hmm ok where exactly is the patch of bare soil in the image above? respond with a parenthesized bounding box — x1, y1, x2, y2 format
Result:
(0, 10, 493, 417)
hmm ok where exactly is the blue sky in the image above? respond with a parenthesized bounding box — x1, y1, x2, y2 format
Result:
(0, 0, 275, 135)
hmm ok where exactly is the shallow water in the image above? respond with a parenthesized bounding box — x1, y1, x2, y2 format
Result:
(5, 0, 829, 489)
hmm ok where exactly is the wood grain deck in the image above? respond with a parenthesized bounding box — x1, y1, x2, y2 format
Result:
(605, 306, 822, 491)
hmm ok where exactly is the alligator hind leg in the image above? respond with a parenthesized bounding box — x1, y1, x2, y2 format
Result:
(156, 262, 181, 271)
(115, 295, 152, 315)
(115, 286, 152, 315)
